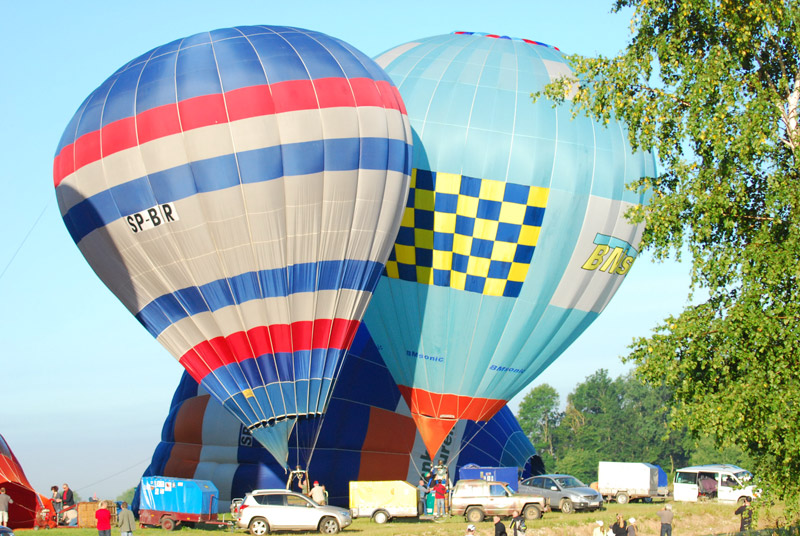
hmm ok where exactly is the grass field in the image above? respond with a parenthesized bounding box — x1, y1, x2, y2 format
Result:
(25, 501, 796, 536)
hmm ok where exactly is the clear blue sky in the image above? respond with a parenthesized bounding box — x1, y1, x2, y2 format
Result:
(0, 0, 693, 499)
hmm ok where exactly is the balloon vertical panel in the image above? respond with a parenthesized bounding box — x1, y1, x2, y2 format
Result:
(54, 26, 412, 466)
(368, 32, 654, 456)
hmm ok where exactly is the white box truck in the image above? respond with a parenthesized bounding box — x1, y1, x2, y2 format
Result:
(597, 462, 660, 504)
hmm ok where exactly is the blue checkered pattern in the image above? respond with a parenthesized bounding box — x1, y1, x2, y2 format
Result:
(385, 169, 548, 297)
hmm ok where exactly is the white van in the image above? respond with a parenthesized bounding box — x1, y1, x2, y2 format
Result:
(673, 464, 757, 503)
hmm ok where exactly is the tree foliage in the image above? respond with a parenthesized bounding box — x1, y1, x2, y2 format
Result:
(538, 0, 800, 520)
(116, 487, 136, 504)
(517, 372, 752, 485)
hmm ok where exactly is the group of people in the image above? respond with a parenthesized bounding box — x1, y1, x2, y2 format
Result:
(588, 500, 753, 535)
(287, 466, 328, 505)
(417, 459, 451, 518)
(592, 514, 641, 536)
(94, 500, 136, 536)
(590, 506, 672, 536)
(482, 511, 526, 536)
(48, 483, 77, 525)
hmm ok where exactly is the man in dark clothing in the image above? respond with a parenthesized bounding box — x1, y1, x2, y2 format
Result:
(494, 515, 507, 536)
(62, 484, 75, 508)
(509, 510, 526, 536)
(735, 497, 753, 532)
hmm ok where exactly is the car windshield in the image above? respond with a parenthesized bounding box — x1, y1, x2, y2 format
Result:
(554, 476, 585, 488)
(734, 471, 752, 481)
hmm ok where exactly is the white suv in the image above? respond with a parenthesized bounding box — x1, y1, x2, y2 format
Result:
(236, 489, 351, 534)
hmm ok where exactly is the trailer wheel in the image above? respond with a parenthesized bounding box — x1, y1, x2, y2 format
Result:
(559, 499, 574, 514)
(318, 516, 340, 534)
(466, 507, 485, 523)
(249, 517, 269, 536)
(523, 504, 542, 521)
(160, 517, 177, 531)
(616, 492, 629, 504)
(371, 510, 390, 524)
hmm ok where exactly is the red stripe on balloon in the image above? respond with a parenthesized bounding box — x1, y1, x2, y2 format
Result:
(178, 318, 360, 383)
(137, 102, 182, 144)
(53, 78, 404, 187)
(178, 93, 228, 131)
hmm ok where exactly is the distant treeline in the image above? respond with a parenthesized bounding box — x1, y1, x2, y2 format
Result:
(516, 369, 754, 485)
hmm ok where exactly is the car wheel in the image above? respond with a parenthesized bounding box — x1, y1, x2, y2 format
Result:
(523, 505, 542, 520)
(616, 492, 629, 504)
(160, 517, 176, 531)
(249, 517, 269, 536)
(560, 499, 574, 514)
(372, 510, 390, 524)
(465, 507, 485, 523)
(319, 516, 340, 534)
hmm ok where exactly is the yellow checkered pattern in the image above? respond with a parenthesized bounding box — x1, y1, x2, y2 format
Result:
(384, 169, 548, 297)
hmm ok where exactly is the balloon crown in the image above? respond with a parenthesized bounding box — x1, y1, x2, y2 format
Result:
(452, 31, 560, 51)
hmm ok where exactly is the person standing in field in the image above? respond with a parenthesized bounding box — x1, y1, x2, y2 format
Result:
(592, 520, 605, 536)
(95, 500, 112, 536)
(493, 515, 507, 536)
(309, 481, 327, 505)
(735, 496, 753, 532)
(432, 480, 447, 518)
(118, 502, 135, 536)
(509, 510, 526, 536)
(417, 479, 429, 516)
(657, 504, 674, 536)
(611, 514, 627, 536)
(0, 488, 13, 526)
(626, 517, 638, 536)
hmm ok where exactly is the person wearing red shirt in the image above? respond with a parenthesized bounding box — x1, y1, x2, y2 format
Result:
(432, 482, 447, 518)
(95, 501, 112, 536)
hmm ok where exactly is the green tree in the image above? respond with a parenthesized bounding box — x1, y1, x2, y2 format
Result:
(688, 435, 755, 469)
(116, 487, 137, 504)
(516, 384, 562, 457)
(551, 369, 690, 482)
(539, 0, 800, 520)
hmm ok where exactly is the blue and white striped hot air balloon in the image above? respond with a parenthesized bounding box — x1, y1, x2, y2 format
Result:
(54, 25, 412, 466)
(365, 31, 655, 458)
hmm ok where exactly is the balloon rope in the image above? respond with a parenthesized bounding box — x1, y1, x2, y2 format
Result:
(0, 199, 50, 284)
(70, 455, 153, 494)
(447, 418, 494, 464)
(303, 342, 351, 469)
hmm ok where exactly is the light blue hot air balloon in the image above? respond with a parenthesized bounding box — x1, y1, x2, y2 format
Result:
(365, 32, 655, 457)
(54, 26, 412, 467)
